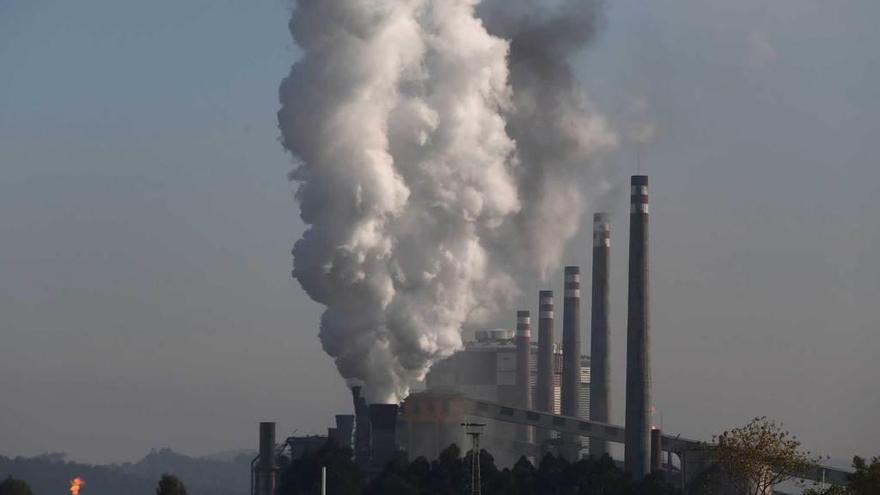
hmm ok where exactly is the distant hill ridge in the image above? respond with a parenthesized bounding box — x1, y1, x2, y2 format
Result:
(0, 448, 252, 495)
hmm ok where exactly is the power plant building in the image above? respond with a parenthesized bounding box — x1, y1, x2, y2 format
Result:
(410, 329, 591, 463)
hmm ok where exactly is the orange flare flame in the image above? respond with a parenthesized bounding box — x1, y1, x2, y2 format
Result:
(69, 477, 85, 495)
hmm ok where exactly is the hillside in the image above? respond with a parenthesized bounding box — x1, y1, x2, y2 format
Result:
(0, 449, 252, 495)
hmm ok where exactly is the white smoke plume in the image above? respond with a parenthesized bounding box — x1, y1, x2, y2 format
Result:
(278, 0, 616, 403)
(478, 0, 618, 276)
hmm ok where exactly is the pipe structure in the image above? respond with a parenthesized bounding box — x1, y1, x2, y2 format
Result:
(352, 387, 371, 467)
(254, 422, 276, 495)
(589, 212, 611, 458)
(369, 404, 400, 469)
(535, 291, 555, 448)
(625, 175, 652, 479)
(561, 266, 582, 460)
(515, 310, 532, 444)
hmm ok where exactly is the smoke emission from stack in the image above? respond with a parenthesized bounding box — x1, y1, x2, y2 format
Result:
(477, 0, 618, 276)
(589, 212, 611, 458)
(625, 175, 651, 478)
(278, 0, 616, 404)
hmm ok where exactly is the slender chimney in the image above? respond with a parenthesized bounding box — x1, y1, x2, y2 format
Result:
(535, 291, 555, 449)
(625, 175, 652, 478)
(589, 212, 611, 459)
(650, 427, 663, 474)
(255, 422, 276, 495)
(561, 266, 582, 459)
(369, 404, 399, 469)
(515, 310, 532, 443)
(352, 386, 371, 466)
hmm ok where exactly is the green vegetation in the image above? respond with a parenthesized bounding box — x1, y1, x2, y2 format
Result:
(0, 477, 34, 495)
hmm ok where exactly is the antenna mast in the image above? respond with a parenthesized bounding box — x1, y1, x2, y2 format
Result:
(462, 422, 486, 495)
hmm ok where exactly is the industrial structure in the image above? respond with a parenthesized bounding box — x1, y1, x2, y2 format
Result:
(589, 212, 611, 458)
(625, 175, 652, 478)
(257, 174, 853, 493)
(419, 326, 591, 465)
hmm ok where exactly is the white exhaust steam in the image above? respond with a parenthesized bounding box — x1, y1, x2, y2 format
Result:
(278, 0, 615, 403)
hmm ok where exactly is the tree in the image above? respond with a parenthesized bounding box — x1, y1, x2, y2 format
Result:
(0, 477, 34, 495)
(803, 485, 850, 495)
(849, 456, 880, 495)
(278, 439, 363, 495)
(710, 416, 820, 495)
(156, 473, 188, 495)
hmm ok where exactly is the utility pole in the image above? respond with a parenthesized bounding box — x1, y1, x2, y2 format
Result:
(461, 422, 486, 495)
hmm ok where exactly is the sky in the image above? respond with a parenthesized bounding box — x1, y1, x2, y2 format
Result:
(1, 0, 878, 466)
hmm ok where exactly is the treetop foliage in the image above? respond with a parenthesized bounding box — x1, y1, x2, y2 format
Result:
(277, 439, 678, 495)
(711, 416, 823, 495)
(0, 477, 34, 495)
(156, 473, 188, 495)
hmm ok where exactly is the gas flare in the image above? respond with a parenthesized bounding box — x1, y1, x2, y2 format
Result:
(69, 477, 85, 495)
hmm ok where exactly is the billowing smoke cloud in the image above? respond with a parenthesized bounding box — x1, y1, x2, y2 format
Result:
(278, 0, 616, 403)
(478, 0, 618, 276)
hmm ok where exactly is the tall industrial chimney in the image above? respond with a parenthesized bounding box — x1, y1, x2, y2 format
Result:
(625, 175, 652, 478)
(561, 266, 582, 459)
(515, 310, 532, 443)
(352, 386, 371, 466)
(369, 404, 400, 469)
(589, 212, 611, 458)
(535, 291, 555, 448)
(254, 422, 276, 495)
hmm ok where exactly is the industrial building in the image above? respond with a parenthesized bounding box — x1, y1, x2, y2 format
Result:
(409, 329, 591, 465)
(252, 175, 854, 495)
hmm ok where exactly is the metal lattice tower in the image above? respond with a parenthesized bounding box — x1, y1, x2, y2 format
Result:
(462, 422, 485, 495)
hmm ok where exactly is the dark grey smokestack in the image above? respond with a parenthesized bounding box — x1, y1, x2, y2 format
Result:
(352, 386, 371, 466)
(369, 404, 399, 468)
(625, 175, 651, 479)
(335, 414, 355, 450)
(561, 266, 581, 459)
(589, 212, 611, 458)
(255, 422, 276, 495)
(515, 310, 532, 443)
(650, 427, 663, 474)
(535, 291, 555, 448)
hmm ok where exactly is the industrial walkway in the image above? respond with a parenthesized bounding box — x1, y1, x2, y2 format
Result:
(460, 397, 850, 487)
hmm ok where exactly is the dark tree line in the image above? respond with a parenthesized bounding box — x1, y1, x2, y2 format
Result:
(278, 440, 678, 495)
(0, 473, 188, 495)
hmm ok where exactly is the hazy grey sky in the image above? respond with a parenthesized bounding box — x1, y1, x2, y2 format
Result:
(1, 0, 878, 465)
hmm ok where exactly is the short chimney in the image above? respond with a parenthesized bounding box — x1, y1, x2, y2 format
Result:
(369, 404, 400, 469)
(255, 422, 276, 495)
